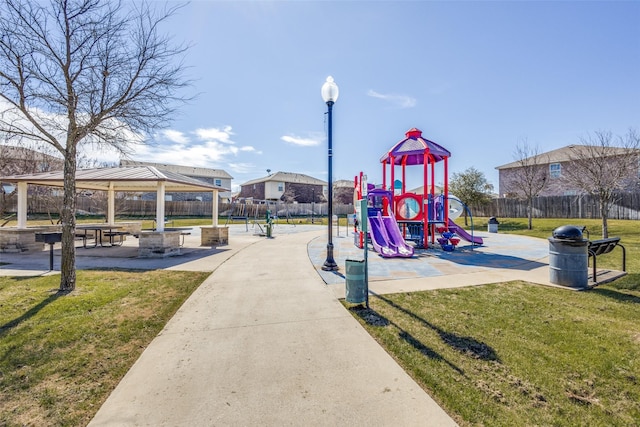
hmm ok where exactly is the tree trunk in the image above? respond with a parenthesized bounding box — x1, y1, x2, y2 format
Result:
(59, 144, 77, 292)
(527, 198, 533, 230)
(600, 200, 609, 239)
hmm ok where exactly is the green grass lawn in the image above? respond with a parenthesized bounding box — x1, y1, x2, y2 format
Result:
(347, 217, 640, 426)
(0, 269, 209, 426)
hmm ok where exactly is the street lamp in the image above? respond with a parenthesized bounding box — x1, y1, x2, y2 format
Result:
(321, 76, 339, 271)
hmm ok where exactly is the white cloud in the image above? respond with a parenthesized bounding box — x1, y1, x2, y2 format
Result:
(194, 126, 234, 144)
(135, 139, 239, 166)
(130, 125, 250, 168)
(161, 129, 190, 144)
(281, 134, 322, 147)
(367, 89, 417, 108)
(0, 101, 256, 171)
(228, 162, 255, 174)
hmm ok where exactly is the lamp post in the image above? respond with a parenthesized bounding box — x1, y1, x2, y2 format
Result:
(321, 76, 339, 271)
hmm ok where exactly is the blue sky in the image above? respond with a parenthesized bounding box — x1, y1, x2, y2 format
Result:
(128, 0, 639, 193)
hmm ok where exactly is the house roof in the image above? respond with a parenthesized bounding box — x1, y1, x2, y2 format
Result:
(120, 160, 233, 180)
(241, 171, 326, 187)
(496, 144, 639, 170)
(0, 166, 227, 193)
(334, 179, 354, 188)
(0, 145, 63, 167)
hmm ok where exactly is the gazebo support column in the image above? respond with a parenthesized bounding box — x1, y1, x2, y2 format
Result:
(201, 226, 228, 246)
(0, 182, 43, 252)
(17, 182, 27, 229)
(201, 189, 228, 246)
(138, 230, 181, 258)
(212, 190, 219, 227)
(107, 182, 115, 225)
(156, 181, 166, 232)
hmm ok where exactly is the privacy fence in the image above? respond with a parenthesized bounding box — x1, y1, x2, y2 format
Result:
(469, 193, 640, 220)
(3, 193, 640, 221)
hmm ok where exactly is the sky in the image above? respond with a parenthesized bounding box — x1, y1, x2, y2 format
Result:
(98, 1, 639, 193)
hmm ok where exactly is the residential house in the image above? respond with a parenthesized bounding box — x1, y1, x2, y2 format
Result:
(120, 160, 233, 202)
(238, 172, 326, 203)
(1, 145, 64, 195)
(333, 179, 356, 204)
(496, 144, 640, 197)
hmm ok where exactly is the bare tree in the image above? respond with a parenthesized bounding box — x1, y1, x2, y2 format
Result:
(280, 188, 298, 204)
(504, 140, 548, 230)
(562, 129, 640, 238)
(0, 0, 190, 291)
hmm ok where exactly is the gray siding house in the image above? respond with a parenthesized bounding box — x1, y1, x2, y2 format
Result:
(120, 160, 232, 202)
(496, 145, 640, 197)
(238, 172, 326, 203)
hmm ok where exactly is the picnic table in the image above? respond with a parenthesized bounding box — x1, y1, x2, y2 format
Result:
(76, 224, 129, 248)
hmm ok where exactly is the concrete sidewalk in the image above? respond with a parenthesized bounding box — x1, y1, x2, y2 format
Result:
(88, 229, 458, 426)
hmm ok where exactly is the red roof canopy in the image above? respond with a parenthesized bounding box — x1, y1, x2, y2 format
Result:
(380, 128, 451, 165)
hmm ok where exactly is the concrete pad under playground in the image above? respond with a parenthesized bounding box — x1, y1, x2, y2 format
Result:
(310, 230, 626, 296)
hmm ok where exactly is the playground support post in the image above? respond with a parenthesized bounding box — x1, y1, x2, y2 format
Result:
(322, 76, 339, 271)
(361, 198, 369, 308)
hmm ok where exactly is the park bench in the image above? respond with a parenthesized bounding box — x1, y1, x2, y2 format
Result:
(588, 237, 626, 284)
(75, 229, 97, 248)
(102, 231, 131, 246)
(179, 231, 190, 247)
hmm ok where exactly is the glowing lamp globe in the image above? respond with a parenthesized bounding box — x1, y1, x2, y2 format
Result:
(321, 76, 339, 103)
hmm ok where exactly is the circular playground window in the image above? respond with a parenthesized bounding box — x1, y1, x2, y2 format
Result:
(396, 194, 421, 220)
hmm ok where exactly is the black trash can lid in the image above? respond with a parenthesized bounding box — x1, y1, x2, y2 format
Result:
(488, 217, 499, 224)
(552, 225, 584, 240)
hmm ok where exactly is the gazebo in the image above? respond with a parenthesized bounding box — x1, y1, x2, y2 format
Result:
(380, 128, 452, 246)
(0, 166, 228, 254)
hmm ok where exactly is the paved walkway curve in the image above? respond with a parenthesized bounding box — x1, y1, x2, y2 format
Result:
(88, 230, 458, 426)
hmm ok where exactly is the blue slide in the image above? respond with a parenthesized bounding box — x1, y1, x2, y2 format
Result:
(368, 213, 414, 258)
(447, 218, 483, 245)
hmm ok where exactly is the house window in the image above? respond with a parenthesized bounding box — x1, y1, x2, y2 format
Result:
(278, 182, 284, 192)
(549, 163, 561, 178)
(214, 179, 222, 186)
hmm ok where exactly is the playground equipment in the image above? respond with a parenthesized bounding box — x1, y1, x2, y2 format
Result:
(225, 199, 292, 236)
(225, 199, 254, 230)
(353, 175, 414, 258)
(353, 127, 482, 254)
(382, 128, 482, 250)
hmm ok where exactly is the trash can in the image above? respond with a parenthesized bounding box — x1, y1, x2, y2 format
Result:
(345, 259, 366, 303)
(548, 225, 588, 288)
(488, 217, 499, 233)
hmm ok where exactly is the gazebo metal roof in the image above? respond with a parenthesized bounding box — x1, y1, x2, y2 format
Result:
(1, 166, 226, 230)
(1, 166, 227, 192)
